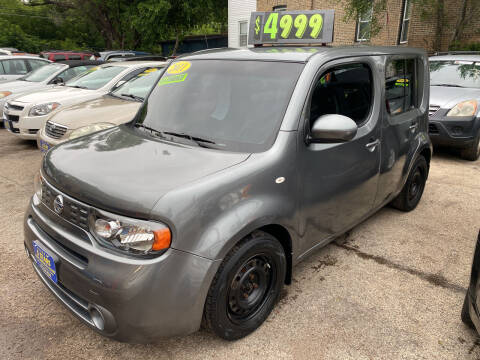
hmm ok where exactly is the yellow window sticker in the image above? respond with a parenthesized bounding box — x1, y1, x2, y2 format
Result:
(166, 61, 191, 75)
(138, 67, 159, 76)
(158, 73, 188, 86)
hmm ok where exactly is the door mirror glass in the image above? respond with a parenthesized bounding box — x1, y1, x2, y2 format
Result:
(309, 114, 358, 143)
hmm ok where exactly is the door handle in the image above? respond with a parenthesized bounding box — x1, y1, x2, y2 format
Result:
(365, 139, 380, 152)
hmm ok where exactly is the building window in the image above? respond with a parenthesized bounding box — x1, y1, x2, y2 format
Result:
(355, 6, 373, 42)
(239, 21, 248, 47)
(399, 0, 411, 44)
(273, 5, 287, 11)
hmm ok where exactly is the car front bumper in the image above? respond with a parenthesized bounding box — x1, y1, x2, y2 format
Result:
(3, 101, 49, 140)
(428, 108, 479, 148)
(24, 192, 220, 342)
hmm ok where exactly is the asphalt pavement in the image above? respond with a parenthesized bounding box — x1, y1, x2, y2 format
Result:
(0, 129, 479, 359)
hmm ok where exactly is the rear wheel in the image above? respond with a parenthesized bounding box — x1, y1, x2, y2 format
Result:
(461, 131, 480, 161)
(462, 292, 474, 329)
(203, 231, 286, 340)
(390, 155, 428, 212)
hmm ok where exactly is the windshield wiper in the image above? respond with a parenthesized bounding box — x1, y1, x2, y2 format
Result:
(69, 85, 88, 89)
(120, 93, 144, 102)
(431, 83, 465, 88)
(163, 131, 217, 147)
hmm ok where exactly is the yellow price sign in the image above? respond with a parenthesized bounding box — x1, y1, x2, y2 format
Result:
(167, 61, 191, 75)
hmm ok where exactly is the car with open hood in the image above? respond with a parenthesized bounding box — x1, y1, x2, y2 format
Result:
(0, 60, 103, 119)
(37, 65, 165, 151)
(428, 53, 480, 160)
(4, 61, 165, 140)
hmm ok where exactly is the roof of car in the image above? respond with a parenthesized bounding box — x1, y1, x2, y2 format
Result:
(180, 46, 427, 63)
(0, 55, 50, 60)
(102, 60, 167, 67)
(56, 60, 105, 67)
(429, 54, 480, 61)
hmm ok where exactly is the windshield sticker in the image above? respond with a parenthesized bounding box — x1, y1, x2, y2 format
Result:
(166, 61, 191, 75)
(158, 73, 188, 86)
(395, 78, 409, 87)
(87, 66, 99, 72)
(138, 67, 159, 76)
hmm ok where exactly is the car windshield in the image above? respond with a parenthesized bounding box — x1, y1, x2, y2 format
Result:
(66, 65, 126, 90)
(430, 60, 480, 88)
(22, 63, 66, 82)
(111, 67, 163, 101)
(136, 60, 304, 152)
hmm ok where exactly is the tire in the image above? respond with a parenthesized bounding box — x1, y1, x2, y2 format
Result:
(203, 231, 286, 340)
(462, 292, 474, 329)
(390, 155, 428, 212)
(461, 131, 480, 161)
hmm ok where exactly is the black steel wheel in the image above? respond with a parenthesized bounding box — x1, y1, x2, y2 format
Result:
(203, 231, 286, 340)
(390, 155, 428, 212)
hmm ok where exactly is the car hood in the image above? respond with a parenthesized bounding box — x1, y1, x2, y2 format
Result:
(42, 126, 250, 218)
(48, 95, 142, 129)
(0, 80, 51, 95)
(14, 86, 102, 105)
(430, 86, 480, 109)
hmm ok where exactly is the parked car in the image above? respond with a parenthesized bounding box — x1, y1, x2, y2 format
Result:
(462, 230, 480, 333)
(40, 51, 95, 62)
(428, 53, 480, 160)
(0, 55, 50, 83)
(24, 46, 431, 342)
(4, 61, 165, 139)
(37, 65, 165, 151)
(0, 60, 103, 119)
(0, 47, 19, 55)
(98, 50, 150, 61)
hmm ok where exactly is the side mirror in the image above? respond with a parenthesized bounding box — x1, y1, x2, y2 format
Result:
(52, 77, 64, 85)
(308, 114, 358, 144)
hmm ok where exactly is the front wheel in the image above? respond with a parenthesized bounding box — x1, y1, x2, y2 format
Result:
(462, 292, 474, 329)
(203, 231, 286, 340)
(390, 155, 428, 212)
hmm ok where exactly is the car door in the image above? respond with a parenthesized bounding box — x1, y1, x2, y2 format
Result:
(298, 57, 382, 254)
(0, 59, 29, 82)
(374, 56, 422, 207)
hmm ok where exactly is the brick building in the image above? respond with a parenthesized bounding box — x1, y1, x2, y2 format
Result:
(231, 0, 480, 52)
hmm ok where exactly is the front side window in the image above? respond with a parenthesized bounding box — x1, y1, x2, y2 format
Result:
(65, 66, 126, 90)
(430, 60, 480, 89)
(136, 60, 304, 152)
(22, 63, 66, 82)
(356, 6, 373, 42)
(310, 63, 373, 126)
(386, 58, 416, 115)
(2, 59, 28, 75)
(239, 21, 248, 47)
(399, 0, 411, 44)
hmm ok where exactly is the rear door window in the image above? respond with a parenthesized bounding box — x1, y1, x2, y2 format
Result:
(27, 59, 48, 71)
(53, 54, 66, 61)
(69, 55, 81, 60)
(2, 59, 28, 75)
(386, 58, 417, 115)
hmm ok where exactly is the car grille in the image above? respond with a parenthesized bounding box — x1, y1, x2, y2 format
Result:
(429, 105, 440, 117)
(41, 181, 90, 231)
(428, 123, 439, 134)
(7, 103, 24, 111)
(6, 114, 19, 122)
(45, 121, 68, 139)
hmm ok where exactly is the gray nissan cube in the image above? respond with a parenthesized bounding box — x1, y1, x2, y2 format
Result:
(24, 46, 432, 342)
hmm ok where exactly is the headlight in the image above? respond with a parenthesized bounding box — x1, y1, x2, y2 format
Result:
(0, 91, 12, 99)
(29, 102, 60, 116)
(33, 172, 43, 200)
(68, 123, 115, 140)
(92, 213, 171, 255)
(447, 100, 478, 117)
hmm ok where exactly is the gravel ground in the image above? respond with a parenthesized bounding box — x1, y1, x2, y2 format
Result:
(0, 129, 479, 360)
